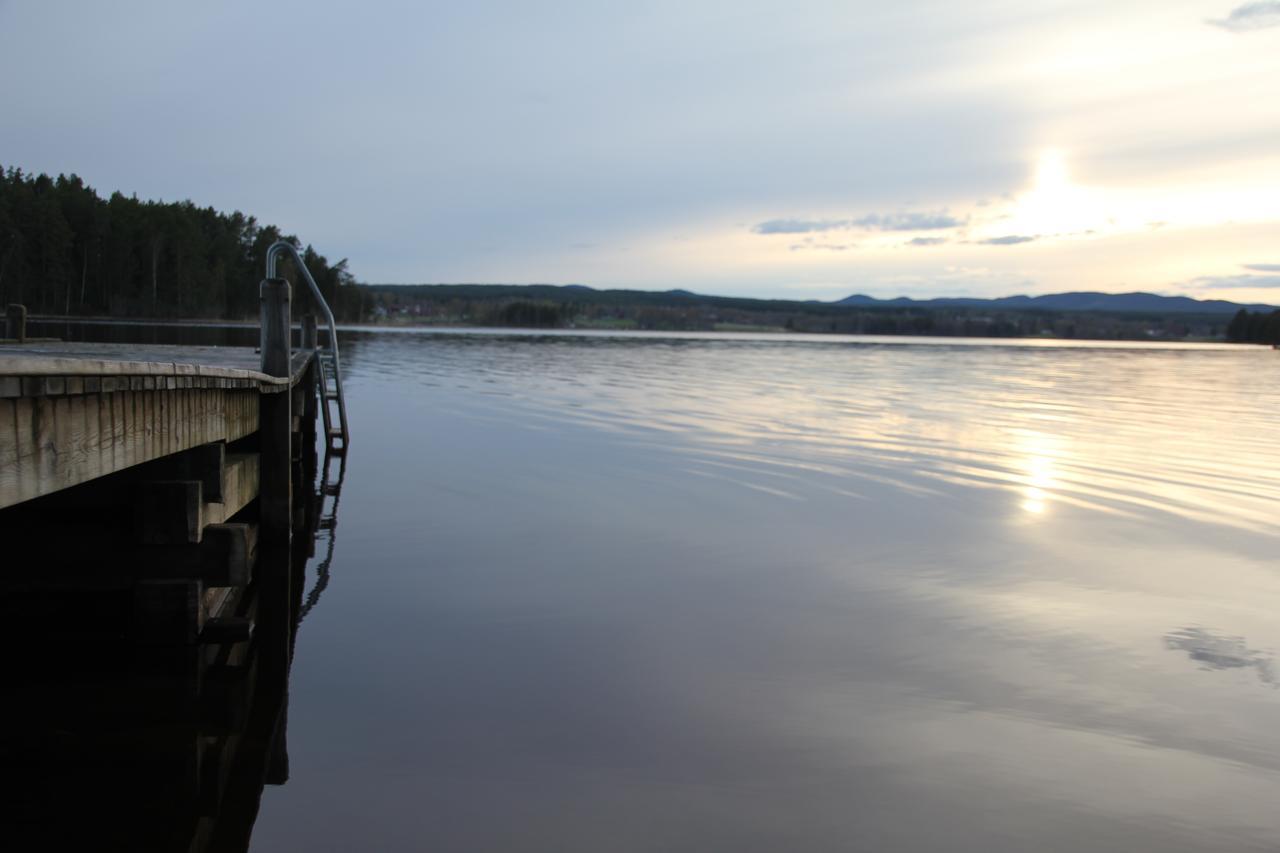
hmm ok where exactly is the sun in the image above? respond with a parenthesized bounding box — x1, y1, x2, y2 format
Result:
(1036, 149, 1070, 193)
(1002, 148, 1099, 239)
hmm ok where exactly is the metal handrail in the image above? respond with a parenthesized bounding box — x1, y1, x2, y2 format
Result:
(265, 240, 349, 452)
(265, 240, 339, 359)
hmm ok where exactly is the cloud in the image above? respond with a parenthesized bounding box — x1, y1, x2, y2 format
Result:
(789, 242, 855, 252)
(907, 236, 948, 246)
(753, 218, 848, 235)
(1164, 627, 1275, 684)
(978, 235, 1036, 245)
(1207, 1, 1280, 31)
(853, 210, 963, 231)
(1243, 263, 1280, 272)
(754, 209, 964, 235)
(1186, 273, 1280, 290)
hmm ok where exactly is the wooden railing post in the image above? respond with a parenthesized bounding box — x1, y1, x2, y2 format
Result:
(259, 278, 292, 545)
(260, 279, 291, 379)
(5, 303, 26, 342)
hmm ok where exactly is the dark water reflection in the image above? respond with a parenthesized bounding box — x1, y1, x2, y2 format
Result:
(248, 329, 1280, 852)
(31, 324, 1280, 851)
(1, 425, 342, 851)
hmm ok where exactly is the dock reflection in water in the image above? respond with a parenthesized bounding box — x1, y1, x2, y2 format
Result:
(259, 329, 1280, 853)
(0, 441, 345, 852)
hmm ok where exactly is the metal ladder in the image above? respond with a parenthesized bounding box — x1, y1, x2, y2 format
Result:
(298, 450, 346, 625)
(265, 240, 350, 455)
(315, 349, 348, 456)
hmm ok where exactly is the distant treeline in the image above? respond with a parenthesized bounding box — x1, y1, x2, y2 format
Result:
(0, 166, 362, 321)
(1225, 309, 1280, 344)
(0, 165, 1260, 342)
(362, 284, 1228, 341)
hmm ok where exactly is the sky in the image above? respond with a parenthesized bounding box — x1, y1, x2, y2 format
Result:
(1, 0, 1278, 302)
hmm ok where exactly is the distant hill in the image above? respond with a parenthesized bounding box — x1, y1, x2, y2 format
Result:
(372, 283, 1275, 315)
(834, 291, 1277, 314)
(359, 282, 1276, 340)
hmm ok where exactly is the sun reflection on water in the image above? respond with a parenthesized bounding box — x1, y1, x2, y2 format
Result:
(1018, 433, 1061, 517)
(351, 331, 1280, 537)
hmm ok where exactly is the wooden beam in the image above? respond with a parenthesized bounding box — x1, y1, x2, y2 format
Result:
(4, 521, 258, 587)
(137, 523, 258, 587)
(133, 454, 261, 543)
(204, 452, 259, 525)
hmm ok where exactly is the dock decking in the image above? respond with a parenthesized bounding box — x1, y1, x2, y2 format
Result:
(0, 341, 312, 510)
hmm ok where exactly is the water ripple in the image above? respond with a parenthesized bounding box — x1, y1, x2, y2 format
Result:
(345, 330, 1280, 535)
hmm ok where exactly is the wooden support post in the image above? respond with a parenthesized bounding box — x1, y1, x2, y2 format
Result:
(5, 303, 26, 342)
(205, 452, 260, 524)
(259, 278, 291, 543)
(177, 441, 226, 504)
(200, 616, 253, 644)
(257, 278, 294, 703)
(134, 523, 258, 587)
(301, 313, 317, 351)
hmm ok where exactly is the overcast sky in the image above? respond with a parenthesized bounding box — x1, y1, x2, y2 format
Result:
(2, 0, 1278, 300)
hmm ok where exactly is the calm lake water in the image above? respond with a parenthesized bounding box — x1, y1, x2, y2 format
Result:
(223, 329, 1280, 850)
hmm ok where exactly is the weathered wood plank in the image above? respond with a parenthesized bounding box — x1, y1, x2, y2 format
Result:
(0, 398, 15, 500)
(0, 386, 261, 509)
(13, 396, 36, 503)
(0, 343, 293, 386)
(205, 452, 260, 525)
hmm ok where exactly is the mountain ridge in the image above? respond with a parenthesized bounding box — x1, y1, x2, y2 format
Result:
(834, 290, 1276, 314)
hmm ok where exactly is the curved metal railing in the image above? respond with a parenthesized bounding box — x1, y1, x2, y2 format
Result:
(265, 240, 349, 453)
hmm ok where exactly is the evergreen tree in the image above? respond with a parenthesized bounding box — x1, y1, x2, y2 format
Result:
(0, 165, 362, 321)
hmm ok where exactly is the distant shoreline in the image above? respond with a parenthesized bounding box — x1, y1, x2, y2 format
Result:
(21, 313, 1264, 347)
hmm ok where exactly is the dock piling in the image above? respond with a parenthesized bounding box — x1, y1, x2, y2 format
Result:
(258, 278, 292, 545)
(5, 303, 25, 342)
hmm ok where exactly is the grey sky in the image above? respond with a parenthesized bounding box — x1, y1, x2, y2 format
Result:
(2, 1, 1278, 299)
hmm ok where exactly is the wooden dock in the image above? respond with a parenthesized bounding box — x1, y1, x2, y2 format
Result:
(0, 341, 311, 509)
(0, 279, 346, 851)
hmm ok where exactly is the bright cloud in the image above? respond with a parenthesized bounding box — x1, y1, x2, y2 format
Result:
(1208, 1, 1280, 31)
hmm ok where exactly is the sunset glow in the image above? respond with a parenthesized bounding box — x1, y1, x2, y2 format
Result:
(2, 1, 1278, 302)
